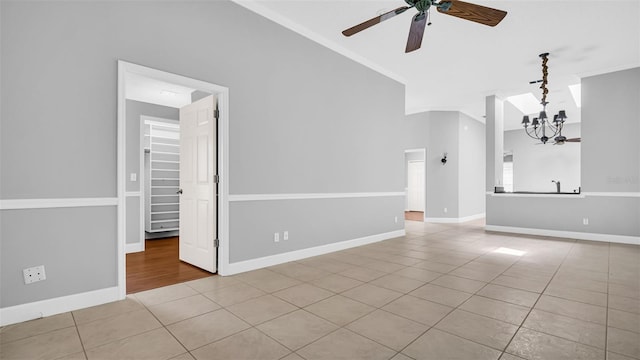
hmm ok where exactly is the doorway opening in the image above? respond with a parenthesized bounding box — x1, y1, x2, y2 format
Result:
(404, 149, 426, 222)
(117, 61, 230, 298)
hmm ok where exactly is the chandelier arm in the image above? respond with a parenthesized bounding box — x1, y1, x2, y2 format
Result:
(524, 127, 540, 140)
(545, 121, 560, 138)
(531, 126, 545, 142)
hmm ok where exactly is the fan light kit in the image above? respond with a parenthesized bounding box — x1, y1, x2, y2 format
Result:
(342, 0, 507, 53)
(521, 53, 580, 145)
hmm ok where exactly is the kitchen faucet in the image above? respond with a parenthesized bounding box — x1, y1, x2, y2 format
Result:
(552, 180, 561, 193)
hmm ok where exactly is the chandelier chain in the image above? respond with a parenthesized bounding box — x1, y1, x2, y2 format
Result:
(540, 53, 549, 104)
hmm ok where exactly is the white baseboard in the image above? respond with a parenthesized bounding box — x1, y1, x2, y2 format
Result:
(126, 243, 144, 254)
(223, 229, 406, 276)
(0, 286, 121, 326)
(425, 213, 486, 224)
(485, 225, 640, 245)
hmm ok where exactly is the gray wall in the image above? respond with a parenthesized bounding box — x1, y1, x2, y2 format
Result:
(487, 67, 640, 238)
(402, 111, 486, 220)
(230, 196, 403, 262)
(582, 68, 640, 192)
(426, 112, 460, 218)
(1, 207, 117, 306)
(1, 1, 405, 308)
(486, 96, 504, 191)
(458, 113, 486, 217)
(504, 123, 581, 192)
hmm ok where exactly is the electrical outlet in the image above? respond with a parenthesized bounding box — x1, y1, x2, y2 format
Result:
(444, 208, 448, 213)
(23, 265, 46, 284)
(283, 231, 289, 240)
(394, 216, 398, 223)
(274, 232, 280, 242)
(583, 218, 589, 225)
(130, 173, 137, 181)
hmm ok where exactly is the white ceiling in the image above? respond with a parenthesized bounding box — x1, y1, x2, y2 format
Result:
(234, 0, 640, 130)
(126, 72, 196, 109)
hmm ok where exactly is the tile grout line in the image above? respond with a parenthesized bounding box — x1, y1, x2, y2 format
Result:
(498, 237, 578, 358)
(69, 311, 88, 360)
(387, 235, 529, 359)
(8, 222, 636, 360)
(140, 300, 194, 358)
(227, 226, 490, 360)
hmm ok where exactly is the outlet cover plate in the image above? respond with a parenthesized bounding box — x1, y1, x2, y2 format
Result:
(23, 265, 46, 284)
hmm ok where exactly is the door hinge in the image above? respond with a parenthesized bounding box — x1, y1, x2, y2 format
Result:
(214, 174, 220, 183)
(214, 238, 219, 248)
(214, 109, 220, 119)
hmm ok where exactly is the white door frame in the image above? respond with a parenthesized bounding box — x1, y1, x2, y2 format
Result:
(117, 61, 230, 300)
(404, 148, 426, 220)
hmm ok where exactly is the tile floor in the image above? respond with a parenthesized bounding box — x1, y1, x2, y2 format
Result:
(1, 220, 639, 360)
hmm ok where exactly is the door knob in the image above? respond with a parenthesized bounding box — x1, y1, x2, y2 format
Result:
(177, 189, 183, 194)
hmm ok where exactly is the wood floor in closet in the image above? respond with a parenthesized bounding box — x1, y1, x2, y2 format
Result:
(404, 211, 424, 222)
(126, 236, 212, 294)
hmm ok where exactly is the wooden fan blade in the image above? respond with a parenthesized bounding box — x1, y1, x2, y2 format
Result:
(342, 6, 411, 37)
(437, 0, 507, 27)
(405, 13, 427, 53)
(566, 138, 581, 142)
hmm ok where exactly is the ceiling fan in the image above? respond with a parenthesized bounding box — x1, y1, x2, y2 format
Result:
(342, 0, 507, 53)
(534, 136, 581, 145)
(553, 135, 581, 145)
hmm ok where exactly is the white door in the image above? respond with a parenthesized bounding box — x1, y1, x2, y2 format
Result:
(179, 95, 217, 272)
(407, 161, 425, 212)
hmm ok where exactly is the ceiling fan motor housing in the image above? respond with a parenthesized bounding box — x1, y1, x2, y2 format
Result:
(405, 0, 451, 13)
(406, 0, 431, 13)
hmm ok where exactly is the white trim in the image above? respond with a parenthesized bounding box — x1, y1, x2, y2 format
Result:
(217, 85, 231, 276)
(224, 230, 405, 275)
(126, 242, 144, 253)
(125, 192, 141, 197)
(425, 213, 486, 224)
(582, 192, 640, 197)
(490, 193, 586, 199)
(487, 192, 640, 198)
(139, 115, 148, 254)
(485, 225, 640, 246)
(404, 148, 426, 154)
(228, 192, 405, 202)
(143, 118, 179, 128)
(0, 198, 118, 210)
(230, 0, 406, 86)
(0, 287, 120, 327)
(117, 61, 127, 299)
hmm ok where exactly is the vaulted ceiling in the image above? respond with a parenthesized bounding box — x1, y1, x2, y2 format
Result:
(233, 0, 640, 129)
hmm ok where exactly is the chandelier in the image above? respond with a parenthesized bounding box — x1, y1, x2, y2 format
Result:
(521, 53, 568, 144)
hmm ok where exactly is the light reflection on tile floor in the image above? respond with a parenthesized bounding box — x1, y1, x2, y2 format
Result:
(1, 219, 639, 359)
